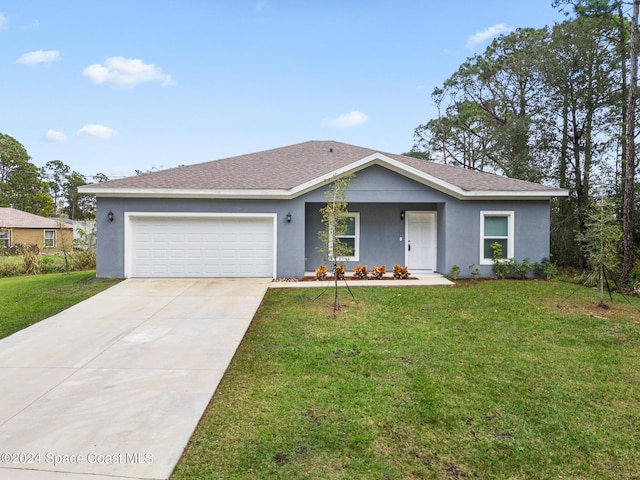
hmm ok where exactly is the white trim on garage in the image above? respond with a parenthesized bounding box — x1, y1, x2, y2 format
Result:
(124, 212, 277, 278)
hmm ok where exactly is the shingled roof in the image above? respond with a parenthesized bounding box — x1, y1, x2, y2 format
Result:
(0, 208, 72, 229)
(79, 140, 567, 200)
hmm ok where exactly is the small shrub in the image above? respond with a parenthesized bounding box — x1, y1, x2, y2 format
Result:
(19, 244, 40, 275)
(0, 261, 22, 277)
(449, 264, 461, 280)
(334, 265, 345, 280)
(392, 264, 410, 279)
(491, 242, 510, 279)
(40, 254, 66, 274)
(353, 264, 368, 279)
(468, 264, 481, 280)
(371, 265, 386, 279)
(70, 250, 97, 271)
(541, 256, 558, 279)
(315, 264, 327, 280)
(510, 257, 531, 279)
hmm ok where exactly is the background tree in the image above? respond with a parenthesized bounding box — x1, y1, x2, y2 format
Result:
(41, 160, 71, 215)
(41, 161, 93, 219)
(552, 0, 640, 283)
(623, 0, 639, 280)
(414, 28, 551, 182)
(543, 15, 620, 265)
(0, 133, 52, 216)
(413, 13, 631, 272)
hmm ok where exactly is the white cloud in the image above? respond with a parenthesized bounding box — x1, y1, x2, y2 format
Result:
(466, 23, 514, 49)
(77, 124, 118, 140)
(324, 110, 368, 128)
(45, 130, 67, 142)
(83, 56, 174, 87)
(16, 49, 60, 65)
(0, 12, 6, 30)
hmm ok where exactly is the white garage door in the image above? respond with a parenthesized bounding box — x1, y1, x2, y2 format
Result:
(128, 214, 275, 278)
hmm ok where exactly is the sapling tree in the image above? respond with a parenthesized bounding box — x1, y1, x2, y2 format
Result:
(317, 173, 355, 312)
(577, 197, 622, 305)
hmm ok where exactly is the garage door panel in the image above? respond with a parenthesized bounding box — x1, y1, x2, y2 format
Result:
(130, 216, 274, 278)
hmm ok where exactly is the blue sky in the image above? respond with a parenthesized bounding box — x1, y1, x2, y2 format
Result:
(0, 1, 565, 179)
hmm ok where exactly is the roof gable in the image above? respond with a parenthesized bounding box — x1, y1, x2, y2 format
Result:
(79, 140, 568, 200)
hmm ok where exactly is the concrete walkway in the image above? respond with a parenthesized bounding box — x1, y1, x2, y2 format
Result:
(0, 278, 271, 480)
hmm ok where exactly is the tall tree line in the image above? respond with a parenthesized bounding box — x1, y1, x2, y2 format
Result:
(413, 2, 640, 282)
(0, 133, 108, 219)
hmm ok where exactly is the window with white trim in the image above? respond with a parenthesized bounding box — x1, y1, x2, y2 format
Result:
(330, 212, 360, 262)
(0, 230, 9, 249)
(44, 230, 55, 248)
(480, 211, 514, 265)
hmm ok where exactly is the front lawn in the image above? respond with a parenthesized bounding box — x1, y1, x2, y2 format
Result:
(0, 271, 121, 339)
(172, 280, 640, 479)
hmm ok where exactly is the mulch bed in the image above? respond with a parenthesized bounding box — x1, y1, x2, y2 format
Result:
(275, 276, 418, 282)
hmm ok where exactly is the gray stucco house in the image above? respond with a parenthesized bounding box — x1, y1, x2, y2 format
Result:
(79, 140, 568, 279)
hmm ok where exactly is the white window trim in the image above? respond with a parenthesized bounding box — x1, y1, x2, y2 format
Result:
(480, 211, 514, 265)
(44, 229, 56, 248)
(0, 230, 9, 248)
(330, 212, 360, 262)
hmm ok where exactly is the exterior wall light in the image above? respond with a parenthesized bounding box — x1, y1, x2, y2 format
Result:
(286, 212, 292, 223)
(400, 211, 405, 221)
(107, 211, 114, 222)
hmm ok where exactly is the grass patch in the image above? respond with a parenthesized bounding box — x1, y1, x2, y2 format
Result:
(0, 271, 120, 339)
(172, 280, 640, 479)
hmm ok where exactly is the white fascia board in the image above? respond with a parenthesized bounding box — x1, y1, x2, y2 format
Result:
(77, 187, 294, 199)
(457, 189, 570, 200)
(285, 153, 462, 198)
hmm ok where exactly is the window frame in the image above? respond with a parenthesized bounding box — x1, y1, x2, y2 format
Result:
(0, 229, 9, 249)
(330, 212, 360, 262)
(479, 211, 514, 265)
(44, 229, 56, 248)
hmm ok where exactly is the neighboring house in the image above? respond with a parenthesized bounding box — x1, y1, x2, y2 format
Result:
(78, 140, 569, 279)
(0, 207, 74, 253)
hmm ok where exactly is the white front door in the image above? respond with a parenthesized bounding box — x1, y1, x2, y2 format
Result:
(405, 211, 437, 272)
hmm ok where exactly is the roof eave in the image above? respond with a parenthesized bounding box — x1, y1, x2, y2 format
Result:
(77, 186, 294, 199)
(78, 154, 570, 201)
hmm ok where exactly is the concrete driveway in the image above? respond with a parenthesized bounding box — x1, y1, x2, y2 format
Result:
(0, 278, 271, 480)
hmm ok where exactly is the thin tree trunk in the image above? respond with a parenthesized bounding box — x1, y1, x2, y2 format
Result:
(623, 0, 639, 281)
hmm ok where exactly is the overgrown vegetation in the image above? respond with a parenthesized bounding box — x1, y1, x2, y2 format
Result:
(0, 250, 96, 277)
(172, 281, 640, 479)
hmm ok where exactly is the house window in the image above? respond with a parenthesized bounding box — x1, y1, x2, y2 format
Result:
(480, 211, 514, 265)
(44, 230, 55, 248)
(0, 230, 9, 249)
(331, 212, 360, 262)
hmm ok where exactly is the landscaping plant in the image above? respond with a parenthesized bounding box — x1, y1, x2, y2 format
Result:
(315, 265, 327, 280)
(353, 264, 368, 279)
(392, 264, 410, 279)
(371, 265, 386, 279)
(490, 242, 510, 279)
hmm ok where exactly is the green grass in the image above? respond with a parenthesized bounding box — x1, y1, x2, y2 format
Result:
(0, 271, 120, 339)
(172, 280, 640, 480)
